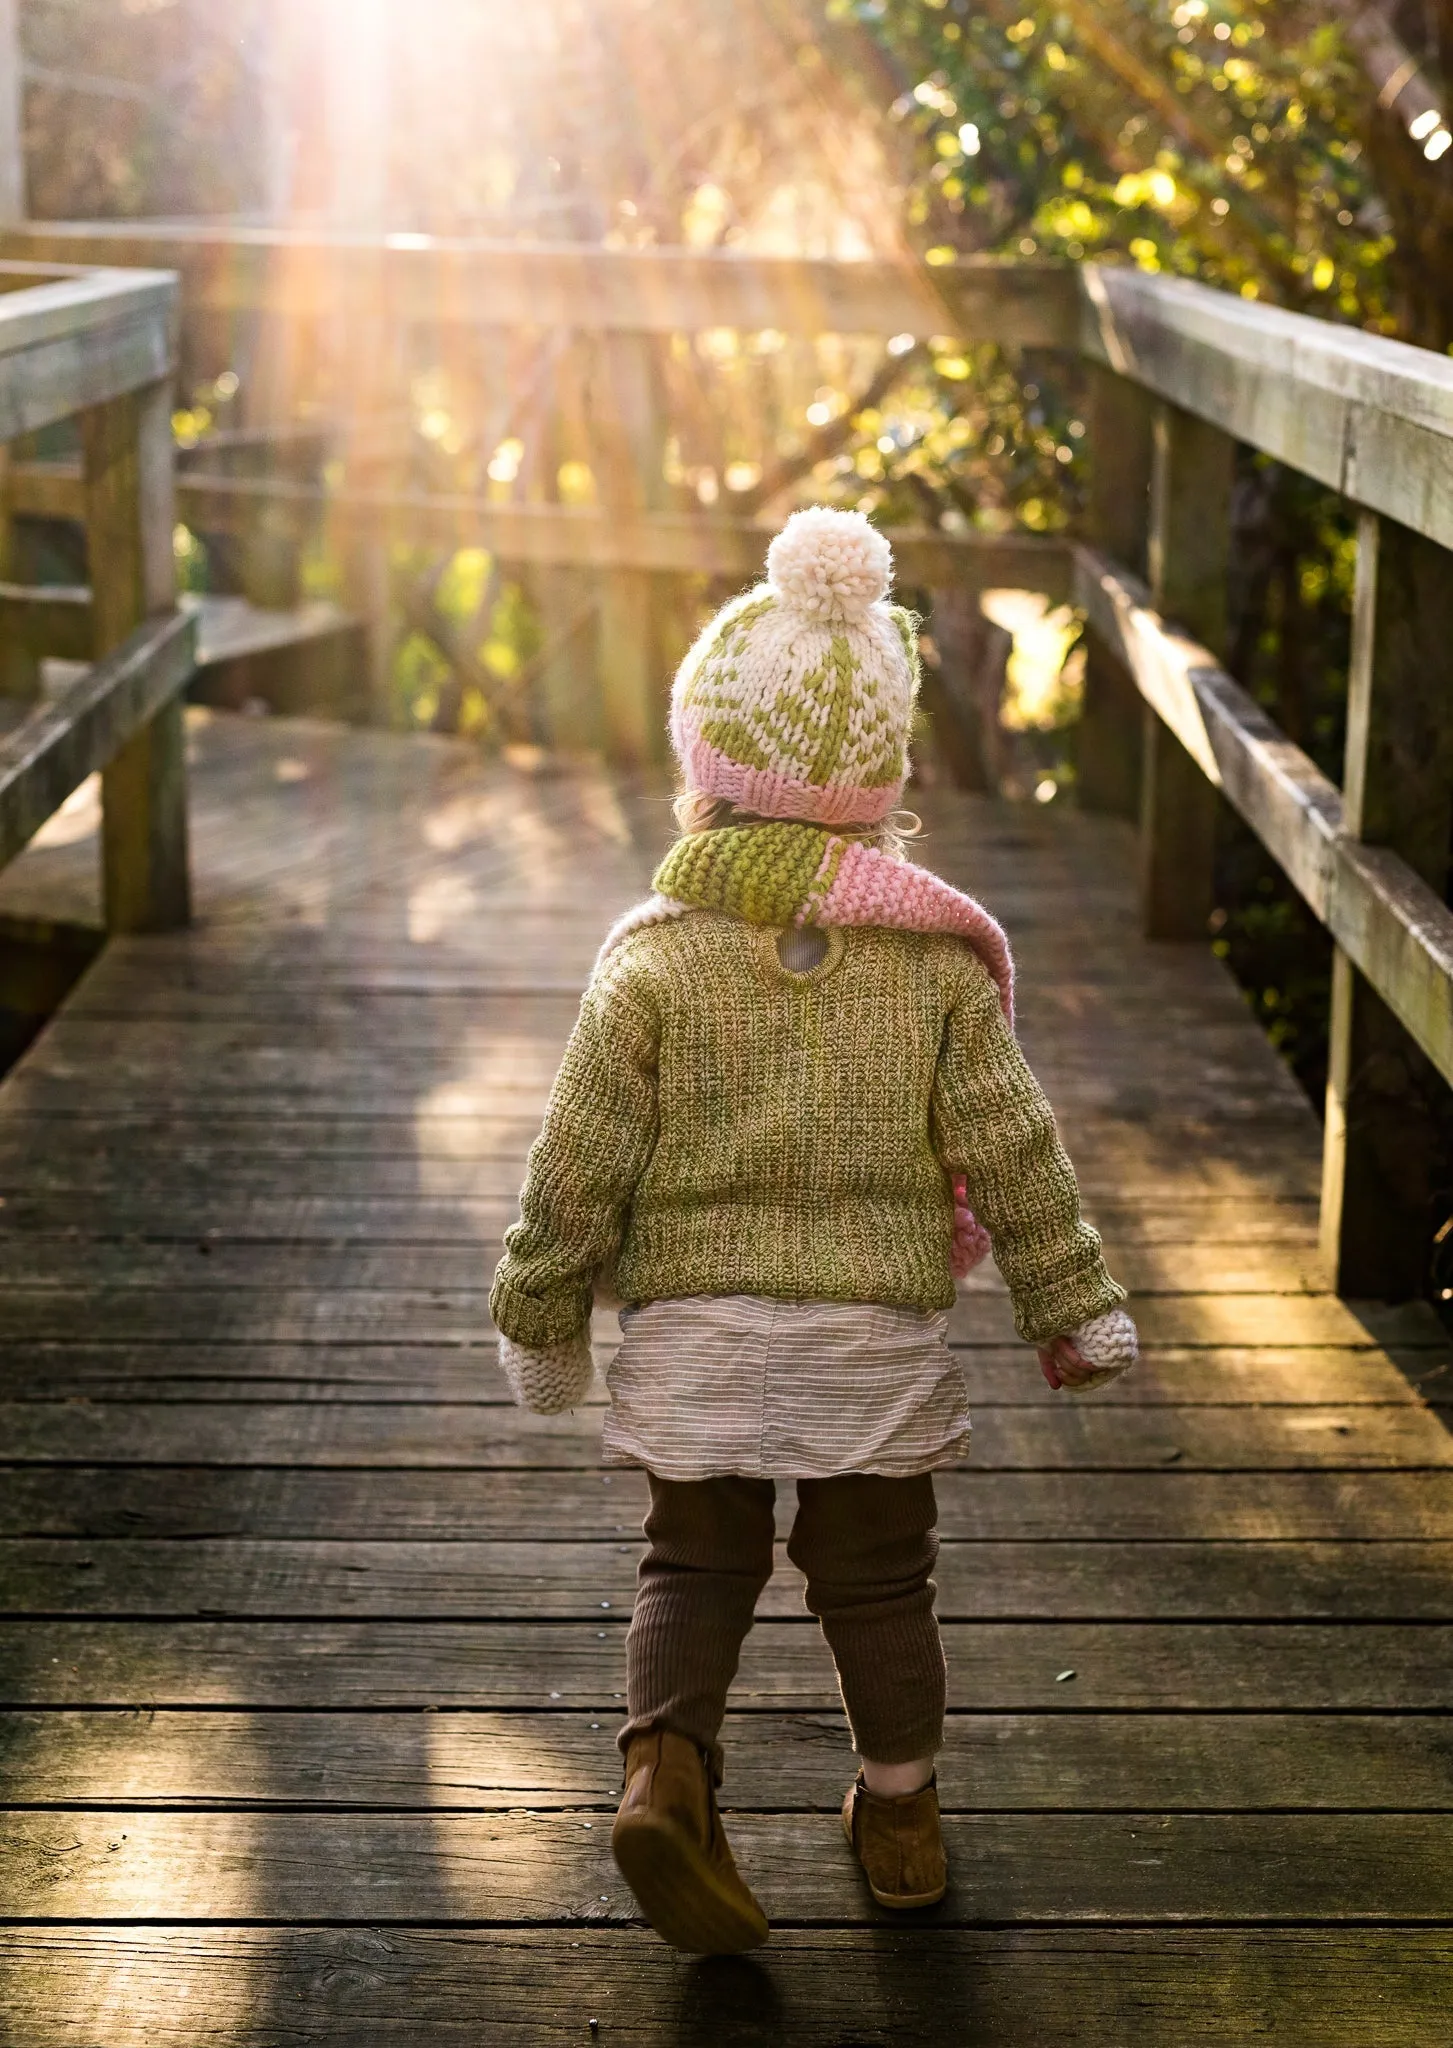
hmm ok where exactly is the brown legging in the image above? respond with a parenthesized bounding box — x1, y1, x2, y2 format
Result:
(620, 1472, 946, 1782)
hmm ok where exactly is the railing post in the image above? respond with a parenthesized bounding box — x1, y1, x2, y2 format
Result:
(1139, 400, 1233, 938)
(1319, 511, 1453, 1297)
(81, 380, 192, 932)
(0, 0, 23, 227)
(1077, 363, 1153, 817)
(0, 443, 42, 700)
(592, 331, 667, 767)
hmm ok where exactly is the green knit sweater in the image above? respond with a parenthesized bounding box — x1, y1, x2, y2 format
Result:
(490, 911, 1123, 1347)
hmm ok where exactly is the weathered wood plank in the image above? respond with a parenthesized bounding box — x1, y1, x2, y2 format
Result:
(5, 1708, 1449, 1812)
(2, 1807, 1450, 1923)
(7, 1466, 1453, 1543)
(1079, 263, 1453, 552)
(4, 1537, 1451, 1620)
(1, 1342, 1436, 1406)
(4, 1398, 1444, 1470)
(5, 1619, 1448, 1710)
(0, 612, 195, 872)
(0, 266, 177, 441)
(0, 1236, 1334, 1297)
(2, 1926, 1448, 2048)
(0, 1286, 1430, 1350)
(0, 225, 1079, 343)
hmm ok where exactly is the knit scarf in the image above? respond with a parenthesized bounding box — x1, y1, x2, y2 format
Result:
(598, 821, 1016, 1278)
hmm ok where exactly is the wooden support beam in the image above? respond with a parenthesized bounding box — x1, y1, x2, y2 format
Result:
(1320, 512, 1453, 1301)
(1139, 401, 1233, 940)
(1077, 364, 1153, 818)
(80, 380, 190, 932)
(0, 224, 1078, 346)
(8, 462, 1072, 597)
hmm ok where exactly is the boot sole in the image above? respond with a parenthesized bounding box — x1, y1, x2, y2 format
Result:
(612, 1810, 769, 1953)
(841, 1804, 947, 1910)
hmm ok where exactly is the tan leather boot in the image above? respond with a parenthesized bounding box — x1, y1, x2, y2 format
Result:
(841, 1771, 948, 1909)
(611, 1729, 769, 1953)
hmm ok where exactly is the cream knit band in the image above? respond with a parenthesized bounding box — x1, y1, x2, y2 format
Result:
(670, 506, 921, 826)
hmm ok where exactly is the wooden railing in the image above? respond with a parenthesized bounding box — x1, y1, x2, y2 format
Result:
(0, 258, 193, 929)
(0, 223, 1450, 1304)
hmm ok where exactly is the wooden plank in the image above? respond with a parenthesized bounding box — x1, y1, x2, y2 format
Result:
(3, 1536, 1451, 1619)
(4, 1398, 1445, 1470)
(0, 1285, 1432, 1351)
(5, 1707, 1449, 1812)
(1, 1807, 1450, 1923)
(7, 1466, 1453, 1543)
(0, 1343, 1436, 1407)
(0, 1237, 1334, 1297)
(1, 1927, 1448, 2048)
(6, 459, 1073, 594)
(0, 612, 195, 870)
(1073, 544, 1453, 1086)
(1078, 263, 1453, 551)
(0, 268, 177, 442)
(0, 224, 1078, 344)
(4, 1619, 1447, 1710)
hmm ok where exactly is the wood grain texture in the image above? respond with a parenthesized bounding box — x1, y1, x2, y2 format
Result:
(5, 1620, 1450, 1710)
(1, 723, 1449, 2038)
(2, 1927, 1449, 2048)
(5, 1708, 1451, 1812)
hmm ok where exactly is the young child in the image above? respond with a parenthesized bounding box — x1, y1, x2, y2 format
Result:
(490, 506, 1137, 1954)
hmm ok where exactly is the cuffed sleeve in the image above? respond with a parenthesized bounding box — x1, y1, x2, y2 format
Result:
(489, 951, 660, 1349)
(931, 960, 1126, 1344)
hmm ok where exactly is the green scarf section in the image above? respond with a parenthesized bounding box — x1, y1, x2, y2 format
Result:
(653, 822, 841, 927)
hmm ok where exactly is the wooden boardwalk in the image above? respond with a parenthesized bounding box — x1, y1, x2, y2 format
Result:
(1, 710, 1451, 2044)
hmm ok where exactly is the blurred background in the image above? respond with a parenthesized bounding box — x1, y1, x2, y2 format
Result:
(8, 0, 1453, 1121)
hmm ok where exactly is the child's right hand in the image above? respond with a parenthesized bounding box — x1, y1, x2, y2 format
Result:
(1038, 1334, 1102, 1390)
(1037, 1308, 1138, 1394)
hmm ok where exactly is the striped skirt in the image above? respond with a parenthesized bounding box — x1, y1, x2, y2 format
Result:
(601, 1293, 971, 1482)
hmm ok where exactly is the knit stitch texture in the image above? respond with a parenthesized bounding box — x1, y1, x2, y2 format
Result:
(489, 913, 1125, 1350)
(669, 507, 920, 826)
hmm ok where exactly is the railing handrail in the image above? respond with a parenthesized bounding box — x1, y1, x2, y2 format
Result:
(1079, 264, 1453, 552)
(0, 259, 177, 441)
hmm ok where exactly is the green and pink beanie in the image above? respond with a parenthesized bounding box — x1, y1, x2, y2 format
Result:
(670, 506, 921, 828)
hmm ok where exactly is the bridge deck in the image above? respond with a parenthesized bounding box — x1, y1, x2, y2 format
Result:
(1, 711, 1451, 2044)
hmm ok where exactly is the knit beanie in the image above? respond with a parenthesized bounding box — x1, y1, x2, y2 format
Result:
(669, 505, 921, 827)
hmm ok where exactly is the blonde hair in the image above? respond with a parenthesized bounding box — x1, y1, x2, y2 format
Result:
(671, 788, 921, 862)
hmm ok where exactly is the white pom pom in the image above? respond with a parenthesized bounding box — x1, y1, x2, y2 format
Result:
(766, 506, 892, 625)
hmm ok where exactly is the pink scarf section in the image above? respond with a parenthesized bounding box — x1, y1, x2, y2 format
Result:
(598, 835, 1015, 1281)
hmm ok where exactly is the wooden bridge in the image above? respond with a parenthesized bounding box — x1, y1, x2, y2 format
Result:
(0, 233, 1452, 2042)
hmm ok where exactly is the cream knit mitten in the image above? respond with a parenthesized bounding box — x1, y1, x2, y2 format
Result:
(1060, 1307, 1138, 1394)
(498, 1331, 595, 1414)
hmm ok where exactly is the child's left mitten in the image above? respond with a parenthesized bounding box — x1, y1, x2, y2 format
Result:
(1062, 1306, 1139, 1394)
(497, 1331, 595, 1414)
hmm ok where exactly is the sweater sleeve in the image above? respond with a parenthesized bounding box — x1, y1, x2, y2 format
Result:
(931, 959, 1125, 1344)
(489, 949, 660, 1349)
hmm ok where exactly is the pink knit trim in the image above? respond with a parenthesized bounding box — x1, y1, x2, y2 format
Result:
(673, 723, 904, 828)
(809, 838, 1015, 1023)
